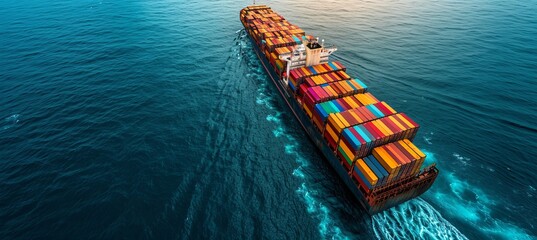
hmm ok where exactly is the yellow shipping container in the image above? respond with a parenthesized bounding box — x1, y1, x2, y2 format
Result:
(372, 147, 398, 174)
(339, 139, 355, 161)
(356, 159, 378, 186)
(403, 140, 425, 159)
(396, 140, 422, 175)
(349, 110, 364, 124)
(310, 76, 321, 85)
(353, 94, 368, 105)
(334, 113, 350, 130)
(339, 71, 350, 79)
(324, 86, 337, 97)
(325, 123, 339, 143)
(328, 114, 346, 133)
(383, 102, 397, 113)
(338, 81, 351, 92)
(303, 103, 313, 118)
(397, 115, 415, 129)
(402, 140, 424, 175)
(372, 120, 389, 137)
(376, 120, 393, 136)
(343, 96, 359, 108)
(312, 65, 322, 73)
(388, 115, 406, 131)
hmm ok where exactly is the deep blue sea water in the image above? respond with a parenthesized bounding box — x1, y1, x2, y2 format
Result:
(1, 0, 536, 239)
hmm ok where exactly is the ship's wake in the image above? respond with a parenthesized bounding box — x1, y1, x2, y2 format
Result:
(371, 151, 469, 239)
(259, 80, 349, 240)
(238, 31, 350, 239)
(2, 114, 21, 130)
(372, 198, 468, 240)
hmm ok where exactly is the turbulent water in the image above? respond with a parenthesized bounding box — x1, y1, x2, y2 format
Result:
(1, 0, 536, 239)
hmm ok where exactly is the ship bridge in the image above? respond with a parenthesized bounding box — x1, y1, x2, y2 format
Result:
(279, 37, 337, 81)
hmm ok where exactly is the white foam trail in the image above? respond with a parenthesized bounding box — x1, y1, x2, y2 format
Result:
(244, 47, 349, 238)
(262, 101, 349, 239)
(452, 153, 471, 167)
(2, 114, 21, 130)
(371, 150, 468, 240)
(372, 198, 468, 240)
(423, 131, 434, 145)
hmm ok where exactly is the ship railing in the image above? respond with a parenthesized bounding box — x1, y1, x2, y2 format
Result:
(322, 45, 337, 51)
(367, 170, 438, 206)
(367, 165, 438, 205)
(369, 164, 438, 195)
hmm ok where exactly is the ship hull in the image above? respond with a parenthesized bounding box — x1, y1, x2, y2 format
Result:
(241, 13, 438, 215)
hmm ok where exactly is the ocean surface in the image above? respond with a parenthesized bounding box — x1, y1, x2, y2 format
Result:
(1, 0, 536, 239)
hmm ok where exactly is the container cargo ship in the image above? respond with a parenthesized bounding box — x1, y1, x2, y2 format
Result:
(240, 5, 438, 214)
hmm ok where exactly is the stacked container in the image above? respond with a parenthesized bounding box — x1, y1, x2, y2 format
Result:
(240, 6, 430, 195)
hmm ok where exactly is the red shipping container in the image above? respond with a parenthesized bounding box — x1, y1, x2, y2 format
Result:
(358, 108, 373, 122)
(341, 111, 359, 126)
(321, 74, 332, 83)
(399, 113, 418, 128)
(374, 102, 392, 116)
(306, 88, 320, 102)
(384, 144, 407, 179)
(329, 73, 340, 82)
(381, 117, 402, 140)
(335, 99, 351, 111)
(330, 82, 344, 95)
(303, 92, 315, 110)
(298, 84, 308, 97)
(305, 77, 315, 87)
(370, 121, 388, 144)
(314, 87, 329, 101)
(353, 108, 368, 123)
(325, 131, 337, 150)
(363, 122, 382, 143)
(313, 113, 324, 130)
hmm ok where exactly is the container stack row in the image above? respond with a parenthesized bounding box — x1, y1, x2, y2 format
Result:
(333, 113, 420, 160)
(288, 61, 346, 88)
(348, 140, 426, 193)
(304, 93, 379, 129)
(302, 71, 352, 87)
(303, 79, 367, 101)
